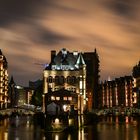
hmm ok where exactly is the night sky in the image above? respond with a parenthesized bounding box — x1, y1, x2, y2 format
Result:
(0, 0, 140, 86)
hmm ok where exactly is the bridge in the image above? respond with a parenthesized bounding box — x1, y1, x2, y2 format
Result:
(0, 105, 39, 117)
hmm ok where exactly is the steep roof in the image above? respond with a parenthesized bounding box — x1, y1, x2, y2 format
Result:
(75, 53, 85, 68)
(45, 48, 86, 70)
(9, 76, 16, 85)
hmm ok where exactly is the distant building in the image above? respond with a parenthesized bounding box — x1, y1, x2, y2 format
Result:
(83, 49, 100, 110)
(8, 76, 18, 107)
(100, 76, 133, 108)
(0, 49, 9, 109)
(8, 76, 34, 107)
(43, 48, 86, 114)
(132, 61, 140, 107)
(15, 85, 33, 106)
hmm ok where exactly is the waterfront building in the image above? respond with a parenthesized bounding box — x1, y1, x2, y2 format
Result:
(0, 49, 9, 109)
(100, 76, 133, 108)
(83, 49, 100, 110)
(11, 85, 33, 106)
(132, 61, 140, 107)
(15, 85, 26, 106)
(43, 48, 87, 114)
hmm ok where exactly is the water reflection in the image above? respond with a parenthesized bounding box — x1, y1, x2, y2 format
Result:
(0, 116, 140, 140)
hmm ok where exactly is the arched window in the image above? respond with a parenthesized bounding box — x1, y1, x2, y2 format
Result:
(48, 76, 53, 83)
(59, 76, 65, 85)
(67, 76, 77, 84)
(72, 76, 76, 84)
(55, 76, 59, 85)
(67, 76, 71, 84)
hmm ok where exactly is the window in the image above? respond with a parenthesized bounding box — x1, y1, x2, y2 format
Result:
(55, 76, 59, 85)
(48, 76, 53, 83)
(56, 97, 60, 101)
(59, 76, 65, 85)
(51, 96, 55, 100)
(72, 76, 76, 84)
(68, 97, 72, 101)
(67, 76, 71, 84)
(63, 97, 67, 101)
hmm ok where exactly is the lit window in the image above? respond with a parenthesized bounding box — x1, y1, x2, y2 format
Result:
(68, 97, 72, 101)
(80, 81, 82, 89)
(63, 97, 67, 100)
(63, 105, 67, 112)
(56, 97, 60, 101)
(51, 96, 55, 100)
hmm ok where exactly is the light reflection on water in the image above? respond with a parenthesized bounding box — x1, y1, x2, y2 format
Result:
(0, 116, 140, 140)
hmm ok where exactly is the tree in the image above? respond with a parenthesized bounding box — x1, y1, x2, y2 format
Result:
(30, 82, 43, 106)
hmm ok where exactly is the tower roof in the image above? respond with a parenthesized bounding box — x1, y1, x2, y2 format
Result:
(75, 53, 85, 68)
(76, 53, 85, 65)
(9, 76, 16, 85)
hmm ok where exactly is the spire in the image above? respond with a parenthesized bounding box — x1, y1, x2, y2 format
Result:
(95, 48, 97, 53)
(9, 76, 15, 85)
(75, 53, 85, 68)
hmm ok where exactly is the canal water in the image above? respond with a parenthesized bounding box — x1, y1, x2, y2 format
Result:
(0, 116, 140, 140)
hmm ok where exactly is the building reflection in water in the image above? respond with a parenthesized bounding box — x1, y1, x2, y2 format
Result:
(1, 116, 140, 140)
(96, 116, 140, 140)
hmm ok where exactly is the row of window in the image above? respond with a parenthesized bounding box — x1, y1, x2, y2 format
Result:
(51, 96, 72, 101)
(47, 76, 79, 84)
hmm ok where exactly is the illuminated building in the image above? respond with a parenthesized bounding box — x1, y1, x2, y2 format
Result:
(43, 48, 86, 114)
(15, 85, 33, 106)
(132, 61, 140, 107)
(83, 49, 100, 109)
(9, 76, 34, 107)
(0, 49, 9, 109)
(100, 76, 133, 108)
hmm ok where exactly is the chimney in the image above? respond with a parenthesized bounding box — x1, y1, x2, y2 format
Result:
(51, 50, 56, 62)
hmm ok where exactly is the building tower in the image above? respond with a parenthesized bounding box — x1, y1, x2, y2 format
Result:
(0, 49, 9, 109)
(83, 49, 100, 110)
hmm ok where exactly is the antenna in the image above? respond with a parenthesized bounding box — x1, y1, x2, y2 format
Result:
(34, 62, 49, 68)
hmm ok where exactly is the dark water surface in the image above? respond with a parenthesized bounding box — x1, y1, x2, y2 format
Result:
(0, 116, 140, 140)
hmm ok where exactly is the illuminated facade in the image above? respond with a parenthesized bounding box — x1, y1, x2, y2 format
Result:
(0, 49, 9, 109)
(100, 76, 133, 108)
(43, 48, 86, 114)
(132, 61, 140, 107)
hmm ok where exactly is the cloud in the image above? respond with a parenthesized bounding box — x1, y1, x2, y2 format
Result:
(0, 0, 140, 86)
(0, 0, 54, 26)
(102, 0, 140, 18)
(27, 25, 73, 46)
